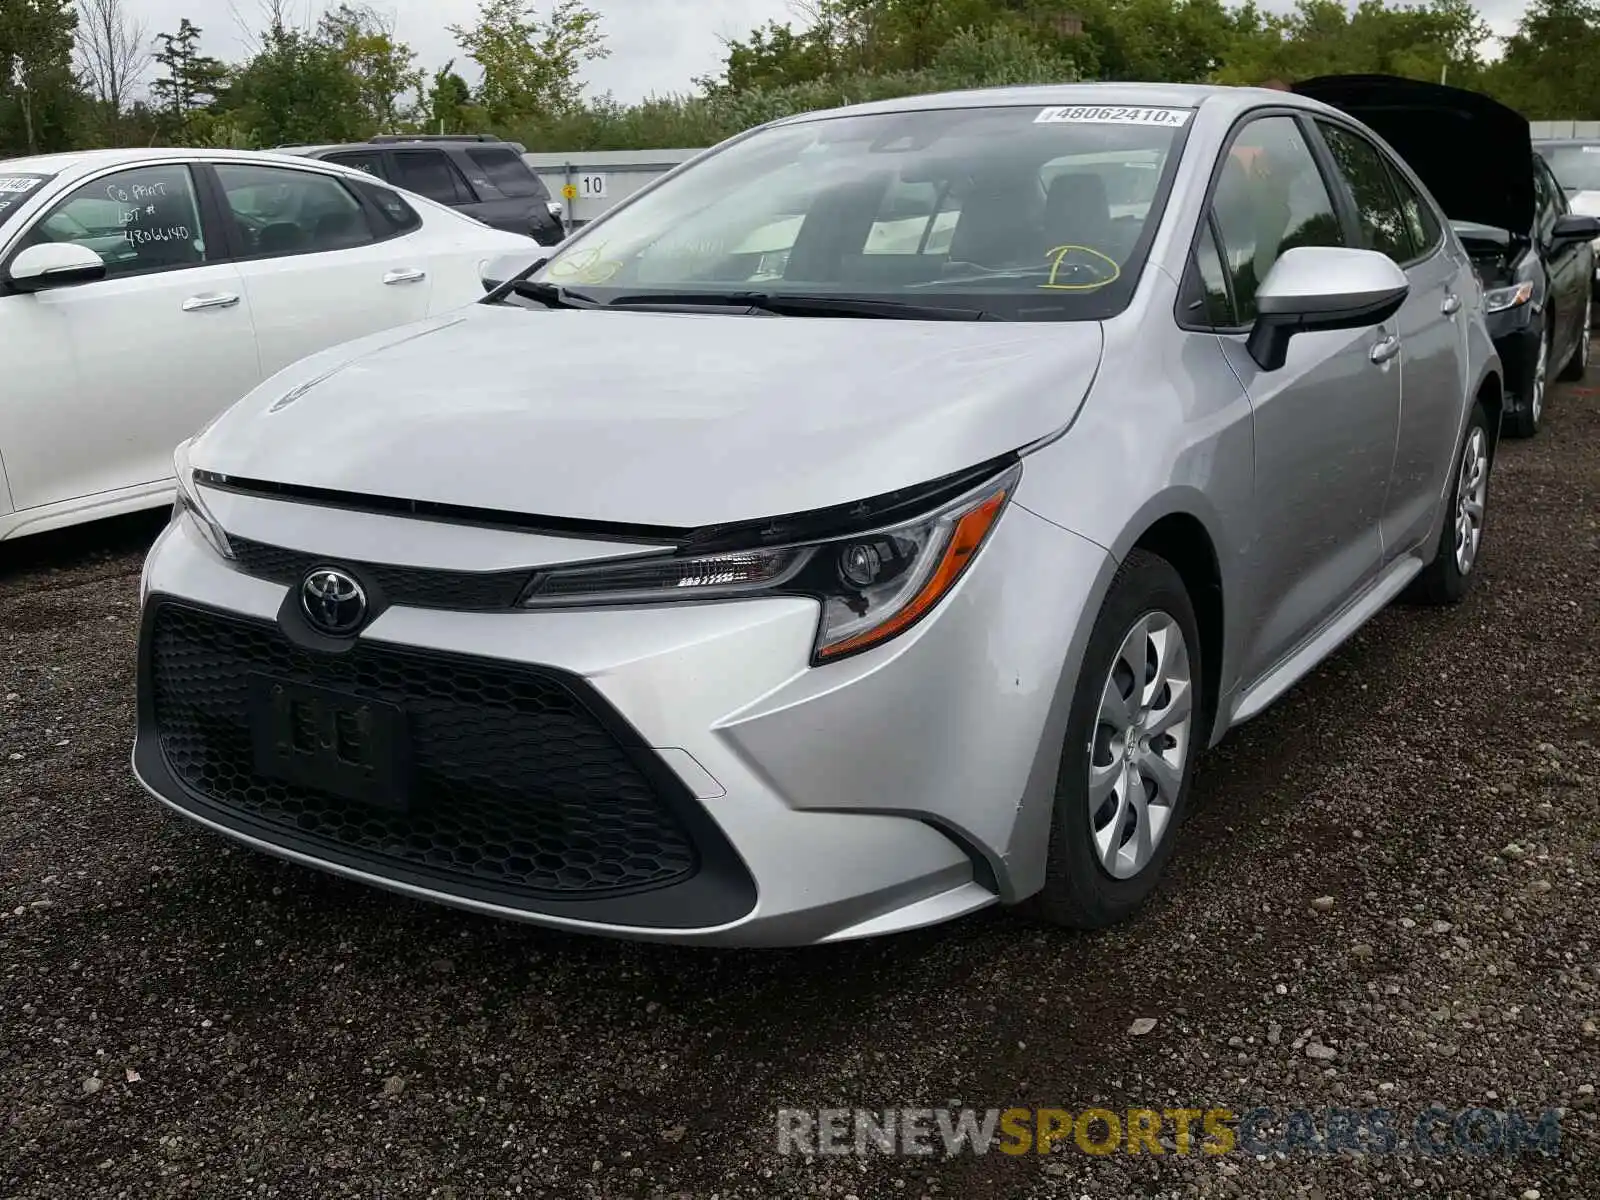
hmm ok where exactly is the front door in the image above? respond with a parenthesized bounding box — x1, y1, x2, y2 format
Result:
(1206, 114, 1401, 683)
(0, 161, 259, 512)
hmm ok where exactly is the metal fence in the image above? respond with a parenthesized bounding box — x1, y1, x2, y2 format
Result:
(1531, 120, 1600, 139)
(522, 149, 702, 229)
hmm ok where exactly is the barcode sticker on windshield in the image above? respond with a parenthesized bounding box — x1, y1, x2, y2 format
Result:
(1584, 145, 1600, 153)
(0, 176, 42, 194)
(1035, 105, 1192, 128)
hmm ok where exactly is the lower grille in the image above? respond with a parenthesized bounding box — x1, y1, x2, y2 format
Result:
(147, 602, 699, 898)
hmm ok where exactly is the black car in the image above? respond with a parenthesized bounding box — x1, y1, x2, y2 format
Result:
(1295, 75, 1599, 438)
(286, 135, 567, 246)
(1532, 137, 1600, 298)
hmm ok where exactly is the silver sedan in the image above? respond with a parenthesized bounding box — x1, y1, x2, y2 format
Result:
(134, 83, 1501, 945)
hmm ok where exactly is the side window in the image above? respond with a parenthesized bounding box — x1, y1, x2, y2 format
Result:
(1386, 164, 1441, 259)
(351, 179, 422, 237)
(18, 163, 207, 277)
(391, 151, 476, 205)
(466, 147, 547, 199)
(1318, 122, 1413, 262)
(325, 151, 386, 179)
(214, 163, 376, 258)
(1184, 221, 1235, 327)
(1209, 116, 1345, 324)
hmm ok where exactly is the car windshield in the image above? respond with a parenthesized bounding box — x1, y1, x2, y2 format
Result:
(0, 173, 53, 231)
(1539, 143, 1600, 193)
(529, 103, 1193, 321)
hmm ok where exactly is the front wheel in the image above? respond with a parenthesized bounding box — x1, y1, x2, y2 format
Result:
(1402, 401, 1491, 607)
(1031, 550, 1203, 929)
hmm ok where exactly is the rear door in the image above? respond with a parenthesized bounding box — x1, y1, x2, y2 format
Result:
(0, 160, 259, 511)
(1313, 118, 1465, 561)
(206, 160, 435, 377)
(1203, 114, 1401, 682)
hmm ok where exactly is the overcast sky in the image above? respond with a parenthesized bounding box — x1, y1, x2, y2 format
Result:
(123, 0, 1532, 103)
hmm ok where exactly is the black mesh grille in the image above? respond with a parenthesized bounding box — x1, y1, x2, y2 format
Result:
(229, 537, 530, 611)
(148, 603, 699, 897)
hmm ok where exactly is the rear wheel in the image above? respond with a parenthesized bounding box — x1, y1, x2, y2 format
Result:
(1403, 401, 1491, 607)
(1032, 550, 1202, 929)
(1558, 293, 1591, 382)
(1505, 318, 1550, 439)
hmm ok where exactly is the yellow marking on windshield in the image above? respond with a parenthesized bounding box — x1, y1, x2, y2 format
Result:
(1039, 244, 1121, 291)
(547, 246, 623, 286)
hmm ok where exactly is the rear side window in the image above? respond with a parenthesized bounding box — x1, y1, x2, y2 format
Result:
(391, 150, 476, 205)
(1208, 116, 1345, 324)
(466, 147, 548, 199)
(352, 179, 422, 236)
(1317, 122, 1413, 262)
(325, 151, 386, 179)
(214, 163, 376, 257)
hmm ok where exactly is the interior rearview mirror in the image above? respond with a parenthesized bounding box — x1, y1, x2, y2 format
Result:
(482, 252, 550, 294)
(7, 242, 108, 293)
(1551, 213, 1600, 244)
(1247, 246, 1411, 372)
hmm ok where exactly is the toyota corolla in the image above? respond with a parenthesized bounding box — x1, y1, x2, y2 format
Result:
(134, 84, 1502, 946)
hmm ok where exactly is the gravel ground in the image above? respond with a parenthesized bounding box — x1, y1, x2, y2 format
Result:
(2, 380, 1598, 1200)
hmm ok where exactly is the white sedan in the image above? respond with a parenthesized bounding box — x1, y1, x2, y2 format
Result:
(0, 148, 537, 541)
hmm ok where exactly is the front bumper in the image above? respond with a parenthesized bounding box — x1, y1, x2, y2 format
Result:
(133, 489, 1110, 946)
(1487, 307, 1541, 415)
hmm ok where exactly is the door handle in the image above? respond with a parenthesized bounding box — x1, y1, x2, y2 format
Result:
(1370, 334, 1401, 364)
(383, 268, 427, 286)
(182, 292, 240, 312)
(1441, 293, 1461, 316)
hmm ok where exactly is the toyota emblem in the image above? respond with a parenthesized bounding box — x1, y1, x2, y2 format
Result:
(300, 567, 368, 636)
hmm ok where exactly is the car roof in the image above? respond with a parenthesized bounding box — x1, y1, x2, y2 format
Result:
(774, 82, 1323, 126)
(0, 146, 381, 180)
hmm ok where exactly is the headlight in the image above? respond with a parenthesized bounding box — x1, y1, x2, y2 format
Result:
(519, 463, 1021, 664)
(171, 438, 234, 561)
(1484, 281, 1534, 313)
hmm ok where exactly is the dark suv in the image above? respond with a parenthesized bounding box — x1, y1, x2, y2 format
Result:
(285, 135, 566, 245)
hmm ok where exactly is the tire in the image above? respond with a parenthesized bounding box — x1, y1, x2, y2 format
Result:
(1504, 317, 1551, 439)
(1031, 549, 1203, 929)
(1558, 291, 1592, 382)
(1402, 401, 1492, 607)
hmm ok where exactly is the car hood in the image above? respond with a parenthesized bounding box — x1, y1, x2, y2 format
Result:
(1294, 74, 1534, 235)
(192, 304, 1105, 530)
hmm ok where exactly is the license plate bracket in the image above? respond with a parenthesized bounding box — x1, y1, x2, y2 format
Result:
(249, 675, 411, 811)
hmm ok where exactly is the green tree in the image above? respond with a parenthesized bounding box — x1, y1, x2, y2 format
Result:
(1484, 0, 1600, 118)
(224, 17, 364, 146)
(150, 18, 227, 135)
(319, 3, 423, 132)
(424, 59, 484, 132)
(0, 0, 82, 155)
(450, 0, 609, 124)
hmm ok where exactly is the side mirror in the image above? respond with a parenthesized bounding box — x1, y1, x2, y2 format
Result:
(6, 242, 108, 293)
(1247, 246, 1410, 372)
(482, 252, 549, 294)
(1551, 213, 1600, 244)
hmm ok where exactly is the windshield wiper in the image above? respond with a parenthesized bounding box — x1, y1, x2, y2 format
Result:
(602, 292, 996, 321)
(506, 280, 606, 310)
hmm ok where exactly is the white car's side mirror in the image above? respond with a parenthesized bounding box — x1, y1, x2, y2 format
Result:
(7, 242, 108, 294)
(1249, 246, 1410, 371)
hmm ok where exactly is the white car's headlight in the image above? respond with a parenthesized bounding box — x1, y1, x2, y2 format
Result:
(171, 438, 234, 561)
(1484, 281, 1534, 313)
(519, 462, 1021, 664)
